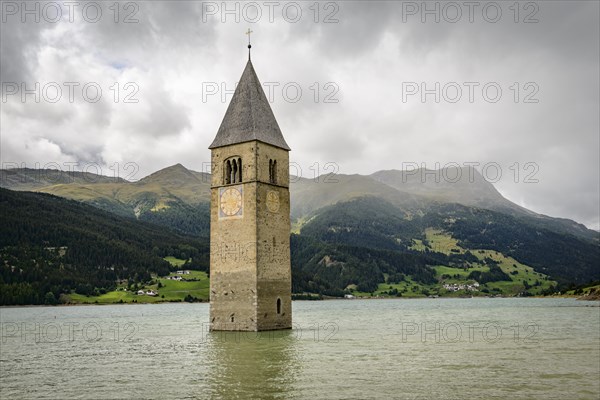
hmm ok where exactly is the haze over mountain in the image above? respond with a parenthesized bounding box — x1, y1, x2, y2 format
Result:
(371, 167, 525, 213)
(368, 168, 595, 240)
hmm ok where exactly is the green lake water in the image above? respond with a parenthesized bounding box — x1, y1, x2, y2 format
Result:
(1, 298, 599, 399)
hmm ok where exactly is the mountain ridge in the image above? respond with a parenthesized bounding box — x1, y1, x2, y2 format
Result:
(1, 164, 596, 241)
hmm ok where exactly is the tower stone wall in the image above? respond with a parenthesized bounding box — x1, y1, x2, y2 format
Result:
(209, 59, 292, 331)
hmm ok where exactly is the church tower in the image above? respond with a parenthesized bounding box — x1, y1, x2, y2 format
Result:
(208, 49, 292, 331)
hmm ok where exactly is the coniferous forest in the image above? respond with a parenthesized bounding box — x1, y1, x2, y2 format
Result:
(0, 188, 208, 305)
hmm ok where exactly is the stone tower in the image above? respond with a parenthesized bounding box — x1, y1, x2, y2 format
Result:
(208, 57, 292, 331)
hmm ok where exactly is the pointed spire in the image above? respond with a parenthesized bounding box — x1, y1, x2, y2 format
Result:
(209, 60, 291, 151)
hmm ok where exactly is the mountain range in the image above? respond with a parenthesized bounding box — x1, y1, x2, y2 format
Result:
(2, 164, 594, 238)
(1, 164, 598, 304)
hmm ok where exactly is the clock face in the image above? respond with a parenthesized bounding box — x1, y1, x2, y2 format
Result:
(219, 186, 243, 218)
(266, 191, 280, 213)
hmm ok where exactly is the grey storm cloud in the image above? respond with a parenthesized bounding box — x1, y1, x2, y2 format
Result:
(0, 14, 47, 83)
(0, 0, 598, 230)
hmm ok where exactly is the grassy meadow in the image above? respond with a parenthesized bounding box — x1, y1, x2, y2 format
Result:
(350, 229, 556, 298)
(64, 257, 209, 304)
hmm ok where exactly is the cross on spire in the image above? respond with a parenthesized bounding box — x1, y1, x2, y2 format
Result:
(245, 28, 253, 60)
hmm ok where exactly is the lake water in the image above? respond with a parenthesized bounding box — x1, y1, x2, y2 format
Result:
(1, 298, 599, 399)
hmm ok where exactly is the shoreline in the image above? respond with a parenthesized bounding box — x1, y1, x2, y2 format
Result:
(2, 295, 598, 309)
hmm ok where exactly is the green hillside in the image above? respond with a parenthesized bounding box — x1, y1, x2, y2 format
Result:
(291, 196, 598, 297)
(30, 164, 212, 236)
(0, 188, 208, 305)
(1, 164, 598, 304)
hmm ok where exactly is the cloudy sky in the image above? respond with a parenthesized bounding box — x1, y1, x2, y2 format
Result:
(1, 1, 599, 229)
